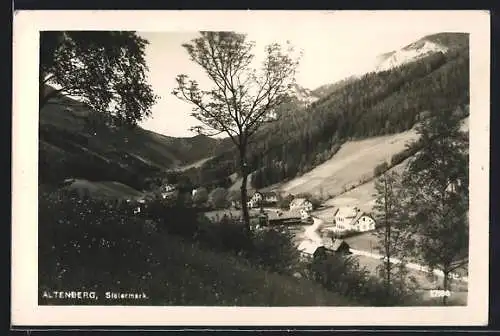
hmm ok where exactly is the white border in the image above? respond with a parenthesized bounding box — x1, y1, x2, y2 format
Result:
(12, 10, 490, 326)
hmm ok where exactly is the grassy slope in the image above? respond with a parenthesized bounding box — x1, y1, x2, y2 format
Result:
(41, 231, 355, 306)
(274, 117, 469, 217)
(176, 156, 215, 172)
(61, 179, 145, 200)
(279, 128, 420, 197)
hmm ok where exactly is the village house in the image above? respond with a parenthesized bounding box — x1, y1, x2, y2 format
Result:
(263, 209, 308, 226)
(297, 238, 352, 261)
(164, 184, 176, 193)
(329, 238, 351, 255)
(247, 190, 281, 209)
(297, 241, 328, 261)
(331, 206, 376, 232)
(261, 191, 279, 205)
(300, 209, 311, 220)
(246, 191, 263, 209)
(289, 197, 313, 212)
(251, 191, 263, 203)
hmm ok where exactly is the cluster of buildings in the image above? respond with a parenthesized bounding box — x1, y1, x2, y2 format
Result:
(247, 191, 315, 226)
(325, 206, 376, 233)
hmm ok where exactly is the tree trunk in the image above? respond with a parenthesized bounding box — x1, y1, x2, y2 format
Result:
(238, 145, 251, 239)
(442, 270, 449, 306)
(384, 178, 392, 297)
(240, 170, 251, 235)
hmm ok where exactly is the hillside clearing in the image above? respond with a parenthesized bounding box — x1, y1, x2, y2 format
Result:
(176, 156, 214, 172)
(279, 129, 420, 197)
(294, 117, 469, 217)
(61, 179, 144, 199)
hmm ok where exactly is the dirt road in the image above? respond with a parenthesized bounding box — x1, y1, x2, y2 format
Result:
(299, 216, 468, 283)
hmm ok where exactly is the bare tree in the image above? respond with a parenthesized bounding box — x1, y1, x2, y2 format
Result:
(172, 32, 301, 237)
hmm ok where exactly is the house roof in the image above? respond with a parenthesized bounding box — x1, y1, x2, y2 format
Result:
(267, 209, 302, 221)
(335, 206, 360, 219)
(347, 211, 365, 228)
(297, 240, 323, 255)
(331, 239, 349, 251)
(253, 191, 278, 198)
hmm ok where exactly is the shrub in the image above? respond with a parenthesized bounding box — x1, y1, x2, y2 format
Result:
(307, 253, 413, 306)
(373, 161, 389, 177)
(246, 227, 302, 275)
(38, 190, 162, 304)
(277, 194, 294, 209)
(209, 187, 229, 209)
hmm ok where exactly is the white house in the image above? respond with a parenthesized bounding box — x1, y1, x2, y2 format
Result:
(262, 192, 279, 204)
(331, 206, 376, 232)
(251, 191, 263, 203)
(164, 184, 176, 193)
(353, 215, 376, 232)
(290, 198, 313, 212)
(334, 206, 359, 226)
(300, 209, 311, 220)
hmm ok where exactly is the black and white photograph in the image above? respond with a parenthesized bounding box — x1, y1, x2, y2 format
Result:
(12, 10, 490, 326)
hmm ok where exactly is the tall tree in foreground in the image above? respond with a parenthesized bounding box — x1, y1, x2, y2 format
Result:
(39, 31, 158, 126)
(172, 32, 301, 236)
(373, 169, 413, 301)
(403, 109, 469, 305)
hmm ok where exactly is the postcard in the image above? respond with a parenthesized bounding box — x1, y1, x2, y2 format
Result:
(11, 9, 490, 327)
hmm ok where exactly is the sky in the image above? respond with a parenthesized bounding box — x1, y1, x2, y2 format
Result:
(137, 11, 472, 138)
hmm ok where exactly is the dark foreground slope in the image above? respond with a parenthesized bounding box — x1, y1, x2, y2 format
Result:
(38, 191, 356, 306)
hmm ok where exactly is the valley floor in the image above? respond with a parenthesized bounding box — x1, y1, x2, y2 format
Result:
(297, 216, 468, 305)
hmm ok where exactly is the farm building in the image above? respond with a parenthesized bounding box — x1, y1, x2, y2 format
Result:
(263, 209, 308, 226)
(262, 191, 279, 204)
(290, 198, 313, 212)
(329, 239, 351, 255)
(248, 191, 279, 208)
(297, 241, 329, 261)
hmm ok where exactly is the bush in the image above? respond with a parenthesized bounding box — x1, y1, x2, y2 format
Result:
(277, 194, 294, 209)
(246, 227, 302, 275)
(373, 161, 389, 177)
(307, 254, 413, 306)
(39, 190, 162, 304)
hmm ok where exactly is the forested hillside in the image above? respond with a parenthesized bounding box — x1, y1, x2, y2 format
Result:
(39, 93, 222, 191)
(188, 34, 469, 190)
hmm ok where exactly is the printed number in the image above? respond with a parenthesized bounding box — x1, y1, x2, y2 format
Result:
(430, 290, 451, 298)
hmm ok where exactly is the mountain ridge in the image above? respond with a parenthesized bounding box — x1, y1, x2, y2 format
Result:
(39, 91, 221, 190)
(192, 32, 469, 192)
